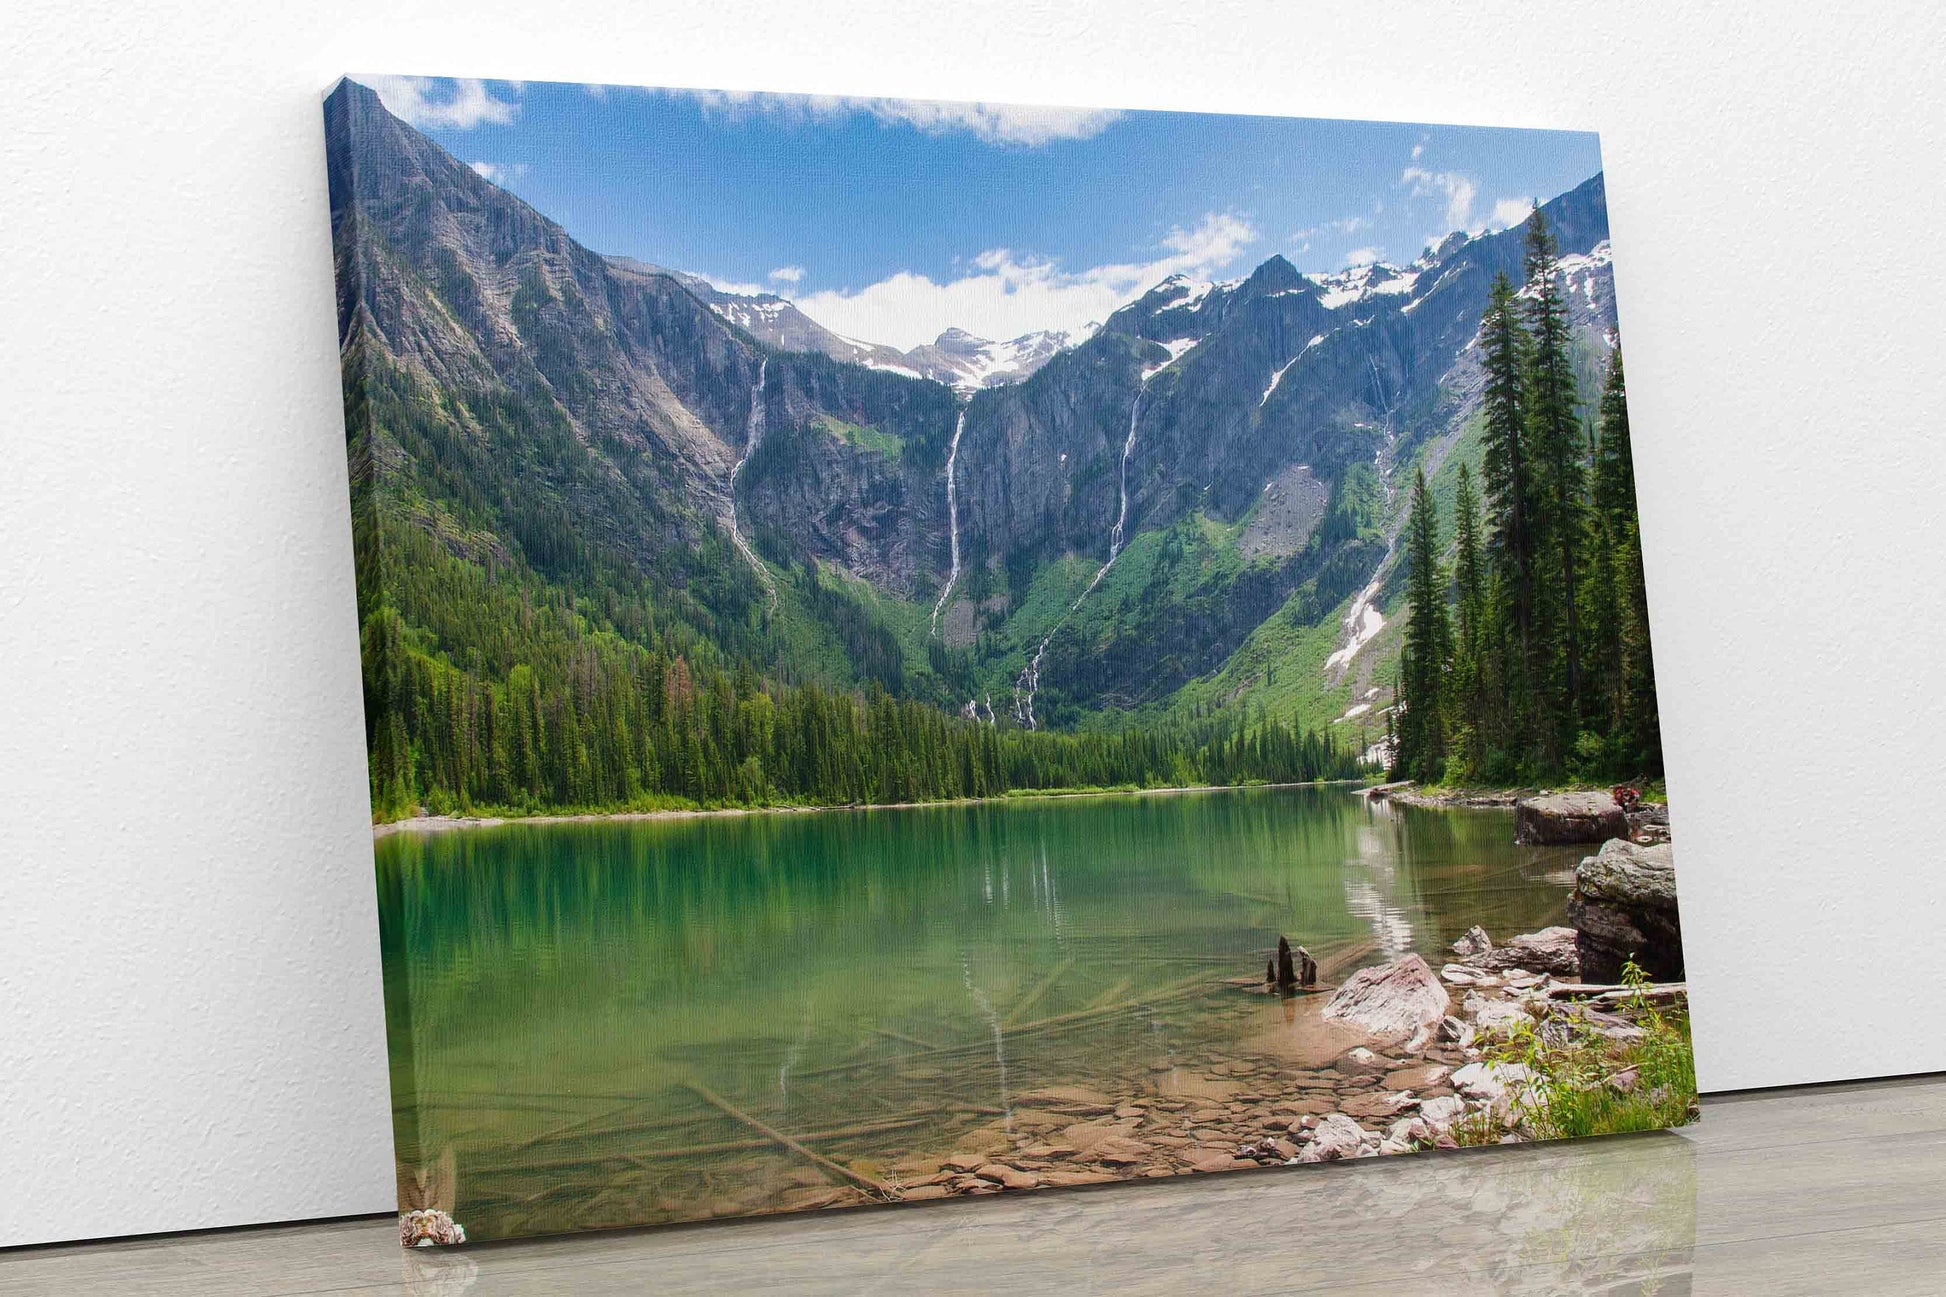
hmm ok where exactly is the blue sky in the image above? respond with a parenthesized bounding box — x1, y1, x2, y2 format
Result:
(363, 76, 1603, 350)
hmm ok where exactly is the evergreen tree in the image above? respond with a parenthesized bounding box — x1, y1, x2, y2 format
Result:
(1478, 271, 1539, 759)
(1450, 461, 1489, 777)
(1522, 209, 1588, 754)
(1592, 347, 1661, 770)
(1394, 469, 1450, 781)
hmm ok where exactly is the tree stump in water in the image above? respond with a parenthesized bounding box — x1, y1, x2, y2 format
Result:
(1273, 937, 1319, 991)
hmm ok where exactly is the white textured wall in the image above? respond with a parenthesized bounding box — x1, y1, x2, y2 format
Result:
(5, 0, 1944, 1249)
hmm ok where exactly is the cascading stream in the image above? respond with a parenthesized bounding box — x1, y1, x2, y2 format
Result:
(727, 358, 775, 603)
(1107, 386, 1145, 562)
(1013, 360, 1170, 728)
(929, 408, 968, 635)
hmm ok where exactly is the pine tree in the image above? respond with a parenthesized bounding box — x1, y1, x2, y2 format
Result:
(1396, 469, 1450, 781)
(1478, 271, 1539, 757)
(1450, 461, 1488, 777)
(1592, 346, 1661, 770)
(1523, 209, 1588, 755)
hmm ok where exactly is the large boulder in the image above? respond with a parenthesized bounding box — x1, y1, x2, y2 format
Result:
(1515, 792, 1628, 845)
(1322, 954, 1451, 1053)
(1568, 837, 1685, 981)
(1478, 925, 1582, 977)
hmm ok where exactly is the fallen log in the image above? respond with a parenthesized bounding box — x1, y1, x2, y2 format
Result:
(1545, 981, 1688, 1003)
(1005, 955, 1077, 1027)
(683, 1081, 889, 1196)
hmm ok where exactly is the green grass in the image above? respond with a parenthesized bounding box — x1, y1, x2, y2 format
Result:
(1464, 961, 1699, 1144)
(818, 414, 903, 457)
(1148, 578, 1377, 735)
(1406, 777, 1670, 802)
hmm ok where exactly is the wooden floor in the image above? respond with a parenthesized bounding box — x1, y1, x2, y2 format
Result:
(7, 1074, 1944, 1295)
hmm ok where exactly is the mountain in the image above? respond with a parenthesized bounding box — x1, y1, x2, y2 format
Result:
(893, 325, 1086, 391)
(326, 77, 1618, 747)
(633, 264, 1088, 392)
(606, 258, 925, 377)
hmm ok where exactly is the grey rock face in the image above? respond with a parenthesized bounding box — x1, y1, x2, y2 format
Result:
(1569, 838, 1685, 981)
(1515, 792, 1629, 845)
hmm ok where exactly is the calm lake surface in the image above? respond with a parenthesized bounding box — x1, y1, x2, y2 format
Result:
(377, 785, 1583, 1238)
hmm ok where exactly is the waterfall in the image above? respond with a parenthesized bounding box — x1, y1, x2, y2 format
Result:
(726, 358, 774, 600)
(1012, 635, 1052, 729)
(1012, 362, 1170, 730)
(929, 408, 968, 635)
(1324, 338, 1407, 678)
(1107, 386, 1144, 563)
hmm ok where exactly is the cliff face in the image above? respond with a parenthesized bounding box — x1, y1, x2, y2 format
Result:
(328, 78, 1619, 726)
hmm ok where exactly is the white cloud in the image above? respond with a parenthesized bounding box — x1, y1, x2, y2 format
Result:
(1342, 246, 1384, 268)
(1488, 197, 1535, 229)
(784, 211, 1260, 348)
(1293, 213, 1373, 243)
(1401, 165, 1478, 231)
(365, 76, 519, 129)
(668, 88, 1121, 146)
(467, 161, 528, 186)
(1411, 133, 1429, 161)
(693, 271, 772, 298)
(767, 265, 805, 285)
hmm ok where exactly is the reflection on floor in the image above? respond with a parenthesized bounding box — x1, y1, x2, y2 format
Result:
(6, 1074, 1946, 1295)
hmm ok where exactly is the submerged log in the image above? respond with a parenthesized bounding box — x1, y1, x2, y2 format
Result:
(683, 1082, 889, 1196)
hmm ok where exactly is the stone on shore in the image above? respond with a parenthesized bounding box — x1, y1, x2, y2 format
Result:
(1478, 926, 1582, 977)
(1416, 1095, 1468, 1132)
(1515, 792, 1628, 846)
(1451, 925, 1492, 959)
(1297, 1114, 1367, 1163)
(1463, 991, 1534, 1039)
(1568, 837, 1685, 981)
(1322, 954, 1451, 1053)
(974, 1163, 1040, 1191)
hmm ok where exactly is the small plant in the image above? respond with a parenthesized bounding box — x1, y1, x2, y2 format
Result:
(1481, 959, 1697, 1142)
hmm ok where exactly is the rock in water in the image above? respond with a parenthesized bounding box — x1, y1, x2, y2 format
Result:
(1569, 837, 1685, 981)
(1322, 954, 1451, 1053)
(1276, 936, 1298, 989)
(1478, 926, 1582, 977)
(1451, 925, 1492, 959)
(1515, 792, 1628, 845)
(1297, 945, 1318, 987)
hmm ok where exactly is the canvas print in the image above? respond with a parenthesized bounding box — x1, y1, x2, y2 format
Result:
(326, 74, 1694, 1247)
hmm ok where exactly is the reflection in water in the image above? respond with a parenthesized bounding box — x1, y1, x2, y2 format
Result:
(378, 786, 1588, 1239)
(1345, 798, 1418, 958)
(403, 1130, 1697, 1295)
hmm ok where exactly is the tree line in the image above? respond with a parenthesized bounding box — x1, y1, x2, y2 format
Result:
(360, 534, 1362, 821)
(1390, 210, 1661, 784)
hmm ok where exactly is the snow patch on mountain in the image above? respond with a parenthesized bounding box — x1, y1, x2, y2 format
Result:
(1307, 262, 1420, 311)
(1260, 333, 1329, 407)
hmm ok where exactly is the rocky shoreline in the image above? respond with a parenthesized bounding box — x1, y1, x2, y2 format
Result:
(372, 781, 1364, 839)
(775, 791, 1690, 1211)
(793, 923, 1686, 1211)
